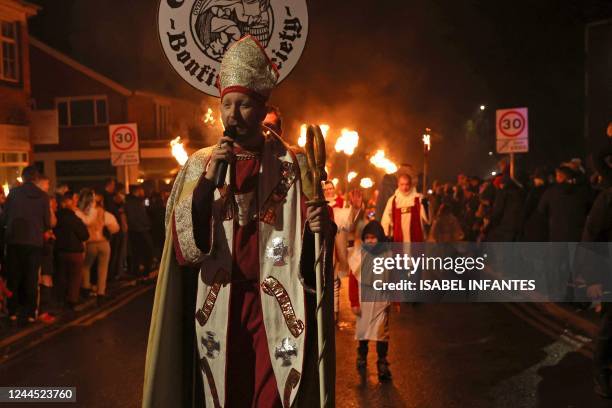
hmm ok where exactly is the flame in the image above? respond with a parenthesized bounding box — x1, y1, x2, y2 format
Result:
(2, 183, 8, 196)
(297, 124, 307, 147)
(335, 128, 359, 156)
(347, 171, 358, 182)
(422, 133, 431, 151)
(319, 124, 329, 138)
(331, 178, 339, 186)
(202, 108, 216, 125)
(171, 136, 189, 166)
(369, 150, 398, 174)
(298, 124, 330, 146)
(360, 177, 373, 189)
(16, 176, 23, 184)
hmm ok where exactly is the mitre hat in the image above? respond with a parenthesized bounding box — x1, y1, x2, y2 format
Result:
(218, 35, 279, 101)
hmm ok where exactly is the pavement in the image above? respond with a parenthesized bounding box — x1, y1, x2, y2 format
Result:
(0, 276, 610, 407)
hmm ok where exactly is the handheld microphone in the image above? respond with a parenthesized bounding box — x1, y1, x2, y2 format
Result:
(214, 127, 237, 188)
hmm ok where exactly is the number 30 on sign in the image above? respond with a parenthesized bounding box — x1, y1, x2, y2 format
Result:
(109, 123, 140, 166)
(496, 107, 528, 154)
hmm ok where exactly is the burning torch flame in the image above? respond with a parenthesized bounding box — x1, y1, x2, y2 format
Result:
(335, 128, 359, 156)
(369, 150, 398, 174)
(347, 171, 358, 183)
(202, 108, 215, 125)
(331, 178, 339, 186)
(298, 124, 329, 147)
(423, 133, 431, 151)
(297, 124, 307, 147)
(171, 137, 189, 166)
(360, 177, 374, 189)
(320, 124, 329, 138)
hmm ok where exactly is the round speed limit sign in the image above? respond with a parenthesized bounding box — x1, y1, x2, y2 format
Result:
(497, 110, 526, 138)
(111, 126, 137, 151)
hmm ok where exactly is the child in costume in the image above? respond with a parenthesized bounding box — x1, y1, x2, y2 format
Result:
(348, 220, 396, 381)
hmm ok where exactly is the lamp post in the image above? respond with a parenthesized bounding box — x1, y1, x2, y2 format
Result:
(422, 129, 431, 194)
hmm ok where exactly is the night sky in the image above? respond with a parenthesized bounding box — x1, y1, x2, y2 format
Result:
(28, 0, 612, 182)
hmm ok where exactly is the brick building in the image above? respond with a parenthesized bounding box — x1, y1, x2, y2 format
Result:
(29, 38, 218, 190)
(0, 0, 38, 193)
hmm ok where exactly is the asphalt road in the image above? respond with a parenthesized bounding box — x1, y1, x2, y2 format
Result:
(0, 279, 609, 408)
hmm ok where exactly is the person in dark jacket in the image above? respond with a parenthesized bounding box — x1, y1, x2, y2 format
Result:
(485, 174, 525, 242)
(54, 192, 89, 310)
(124, 185, 154, 278)
(3, 166, 50, 322)
(538, 165, 593, 299)
(522, 167, 549, 241)
(375, 173, 397, 222)
(538, 165, 592, 242)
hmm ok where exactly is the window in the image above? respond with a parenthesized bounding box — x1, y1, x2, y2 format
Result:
(0, 21, 19, 82)
(155, 103, 170, 138)
(55, 96, 109, 127)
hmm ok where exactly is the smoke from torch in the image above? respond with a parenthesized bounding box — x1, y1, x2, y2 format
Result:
(171, 137, 189, 166)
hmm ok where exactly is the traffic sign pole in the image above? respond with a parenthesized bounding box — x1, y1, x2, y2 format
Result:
(125, 165, 129, 194)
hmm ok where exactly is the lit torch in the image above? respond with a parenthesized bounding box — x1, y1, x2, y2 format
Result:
(335, 128, 359, 194)
(360, 177, 373, 189)
(422, 130, 431, 152)
(369, 150, 398, 174)
(171, 136, 189, 166)
(319, 124, 329, 139)
(298, 124, 307, 147)
(347, 171, 358, 183)
(202, 108, 216, 126)
(334, 128, 359, 155)
(422, 128, 431, 193)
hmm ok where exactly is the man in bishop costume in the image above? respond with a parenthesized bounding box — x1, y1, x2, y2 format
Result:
(142, 35, 336, 408)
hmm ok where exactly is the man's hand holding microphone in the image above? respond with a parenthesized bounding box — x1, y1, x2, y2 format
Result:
(205, 128, 237, 186)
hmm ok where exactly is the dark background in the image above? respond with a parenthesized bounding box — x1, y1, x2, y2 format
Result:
(27, 0, 612, 182)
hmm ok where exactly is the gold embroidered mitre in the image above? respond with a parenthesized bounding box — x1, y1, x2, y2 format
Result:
(219, 35, 279, 101)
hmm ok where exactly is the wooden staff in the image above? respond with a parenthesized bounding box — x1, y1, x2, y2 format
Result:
(304, 125, 328, 407)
